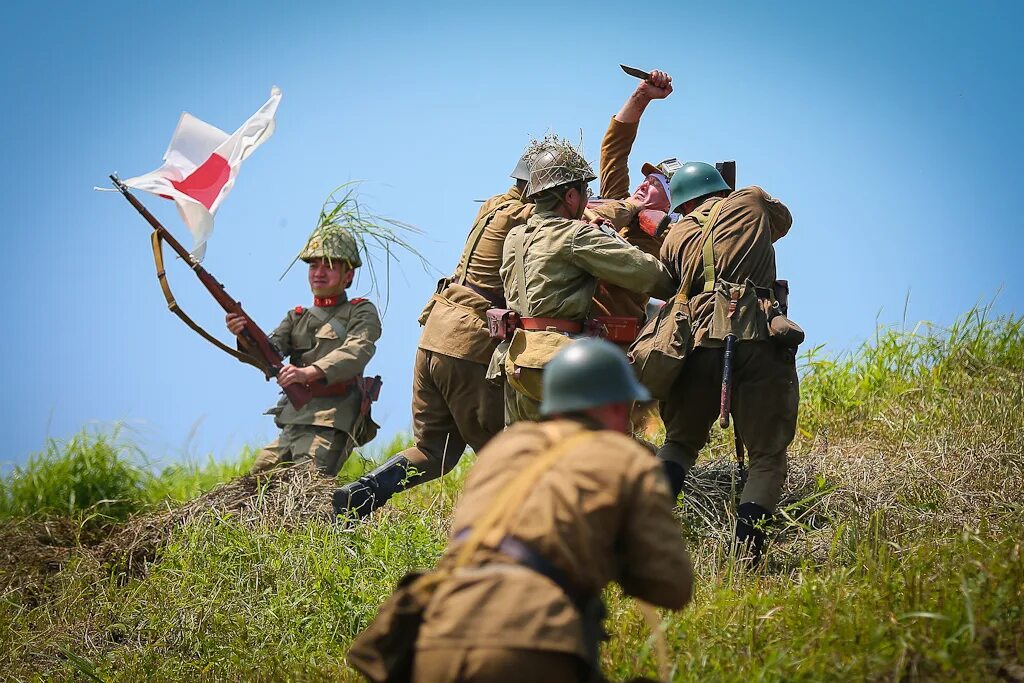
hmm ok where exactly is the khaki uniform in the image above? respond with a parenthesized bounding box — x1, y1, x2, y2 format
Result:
(407, 186, 534, 480)
(413, 419, 693, 682)
(250, 294, 381, 475)
(588, 117, 665, 322)
(489, 211, 675, 423)
(658, 187, 798, 510)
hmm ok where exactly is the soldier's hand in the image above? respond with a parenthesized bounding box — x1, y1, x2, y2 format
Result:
(226, 313, 247, 336)
(277, 364, 324, 388)
(637, 69, 673, 100)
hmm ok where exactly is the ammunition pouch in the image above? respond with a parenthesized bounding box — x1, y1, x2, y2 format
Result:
(486, 308, 520, 341)
(352, 375, 383, 447)
(709, 279, 770, 342)
(627, 293, 694, 401)
(505, 328, 573, 401)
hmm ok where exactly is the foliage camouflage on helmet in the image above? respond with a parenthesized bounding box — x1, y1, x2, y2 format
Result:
(539, 338, 651, 415)
(283, 182, 432, 313)
(669, 161, 732, 211)
(299, 223, 362, 267)
(524, 133, 597, 199)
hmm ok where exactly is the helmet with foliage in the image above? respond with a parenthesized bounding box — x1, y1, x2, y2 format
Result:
(669, 161, 732, 211)
(540, 338, 650, 415)
(299, 223, 362, 268)
(524, 133, 597, 199)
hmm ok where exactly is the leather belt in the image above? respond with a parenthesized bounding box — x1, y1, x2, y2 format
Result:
(519, 317, 583, 334)
(308, 377, 357, 398)
(452, 529, 589, 607)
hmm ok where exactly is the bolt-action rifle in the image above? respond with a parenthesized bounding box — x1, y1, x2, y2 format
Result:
(110, 174, 313, 410)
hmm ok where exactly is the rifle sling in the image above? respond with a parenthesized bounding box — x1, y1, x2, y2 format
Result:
(150, 231, 267, 373)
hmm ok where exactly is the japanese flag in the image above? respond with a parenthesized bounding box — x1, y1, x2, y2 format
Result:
(124, 86, 281, 260)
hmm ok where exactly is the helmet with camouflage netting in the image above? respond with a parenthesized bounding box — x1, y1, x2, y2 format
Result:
(298, 222, 362, 268)
(524, 133, 597, 199)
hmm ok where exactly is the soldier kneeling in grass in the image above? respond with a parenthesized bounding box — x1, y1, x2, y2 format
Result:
(349, 339, 692, 683)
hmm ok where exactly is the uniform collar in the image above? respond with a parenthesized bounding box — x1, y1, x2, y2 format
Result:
(313, 292, 348, 307)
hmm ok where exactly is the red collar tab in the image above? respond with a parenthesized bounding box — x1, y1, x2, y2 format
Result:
(313, 295, 341, 307)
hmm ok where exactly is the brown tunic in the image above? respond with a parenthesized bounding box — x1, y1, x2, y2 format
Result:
(416, 419, 693, 660)
(418, 186, 534, 365)
(589, 116, 665, 320)
(660, 186, 793, 348)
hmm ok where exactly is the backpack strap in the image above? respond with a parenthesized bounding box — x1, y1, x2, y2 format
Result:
(454, 425, 595, 569)
(455, 198, 519, 286)
(689, 197, 728, 294)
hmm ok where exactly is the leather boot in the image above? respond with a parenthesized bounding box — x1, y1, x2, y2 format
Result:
(661, 460, 688, 501)
(332, 455, 411, 520)
(734, 501, 772, 565)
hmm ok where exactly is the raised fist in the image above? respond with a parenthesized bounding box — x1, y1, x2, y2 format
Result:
(637, 69, 673, 101)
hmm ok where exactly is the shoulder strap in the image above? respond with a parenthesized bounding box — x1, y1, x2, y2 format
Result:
(512, 223, 531, 310)
(456, 198, 519, 285)
(689, 197, 727, 294)
(454, 426, 595, 569)
(310, 302, 354, 339)
(150, 232, 267, 372)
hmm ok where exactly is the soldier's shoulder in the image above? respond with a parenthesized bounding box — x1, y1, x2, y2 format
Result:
(345, 297, 381, 317)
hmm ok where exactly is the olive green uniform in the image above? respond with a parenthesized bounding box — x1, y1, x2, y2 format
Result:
(412, 419, 693, 682)
(659, 186, 797, 511)
(489, 211, 675, 423)
(250, 294, 382, 475)
(406, 186, 535, 481)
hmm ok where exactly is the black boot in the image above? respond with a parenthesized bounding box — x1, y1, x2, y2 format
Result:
(734, 501, 772, 565)
(661, 460, 688, 501)
(332, 455, 411, 520)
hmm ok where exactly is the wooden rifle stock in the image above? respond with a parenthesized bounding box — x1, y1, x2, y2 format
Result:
(110, 175, 312, 410)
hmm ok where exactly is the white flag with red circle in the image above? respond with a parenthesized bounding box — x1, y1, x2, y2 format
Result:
(124, 86, 281, 259)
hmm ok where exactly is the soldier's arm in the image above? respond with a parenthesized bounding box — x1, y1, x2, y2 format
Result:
(569, 224, 676, 300)
(584, 197, 642, 230)
(310, 302, 382, 384)
(599, 118, 638, 201)
(268, 310, 295, 356)
(736, 186, 793, 242)
(617, 458, 694, 609)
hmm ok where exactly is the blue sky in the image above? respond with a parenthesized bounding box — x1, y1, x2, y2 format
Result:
(2, 1, 1021, 466)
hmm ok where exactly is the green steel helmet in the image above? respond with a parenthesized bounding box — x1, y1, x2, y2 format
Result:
(510, 148, 534, 182)
(524, 134, 597, 199)
(298, 223, 362, 268)
(669, 161, 732, 211)
(540, 338, 650, 416)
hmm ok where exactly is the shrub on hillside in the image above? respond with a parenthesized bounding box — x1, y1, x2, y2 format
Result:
(0, 429, 146, 521)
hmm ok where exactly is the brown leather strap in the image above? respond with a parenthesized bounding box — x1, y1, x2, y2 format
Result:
(308, 377, 358, 398)
(150, 232, 267, 373)
(519, 317, 583, 333)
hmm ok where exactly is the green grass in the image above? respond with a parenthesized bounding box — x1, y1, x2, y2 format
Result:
(1, 305, 1022, 682)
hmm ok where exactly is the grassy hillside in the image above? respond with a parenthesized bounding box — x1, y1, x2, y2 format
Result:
(1, 307, 1022, 682)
